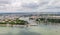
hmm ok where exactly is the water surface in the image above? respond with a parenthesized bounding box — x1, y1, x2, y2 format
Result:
(0, 24, 60, 35)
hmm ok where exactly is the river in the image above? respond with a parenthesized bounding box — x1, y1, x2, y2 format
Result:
(0, 24, 60, 35)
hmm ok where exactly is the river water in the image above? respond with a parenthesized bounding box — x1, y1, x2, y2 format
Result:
(0, 24, 60, 35)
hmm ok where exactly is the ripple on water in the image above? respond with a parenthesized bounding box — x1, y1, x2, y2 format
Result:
(0, 24, 60, 35)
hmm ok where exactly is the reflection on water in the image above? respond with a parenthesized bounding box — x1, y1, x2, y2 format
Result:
(0, 24, 60, 35)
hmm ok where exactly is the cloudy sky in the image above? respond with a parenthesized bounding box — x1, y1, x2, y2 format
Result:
(0, 0, 60, 13)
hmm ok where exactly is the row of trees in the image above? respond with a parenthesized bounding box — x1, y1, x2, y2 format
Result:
(36, 18, 60, 23)
(47, 19, 60, 23)
(0, 18, 28, 25)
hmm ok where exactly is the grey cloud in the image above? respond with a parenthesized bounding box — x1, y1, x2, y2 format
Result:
(0, 0, 11, 4)
(0, 0, 60, 12)
(46, 6, 60, 9)
(0, 1, 10, 4)
(39, 2, 49, 6)
(22, 3, 39, 9)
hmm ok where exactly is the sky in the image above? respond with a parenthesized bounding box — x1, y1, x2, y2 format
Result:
(0, 0, 60, 13)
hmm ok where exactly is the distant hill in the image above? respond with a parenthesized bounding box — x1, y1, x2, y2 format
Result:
(0, 12, 60, 16)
